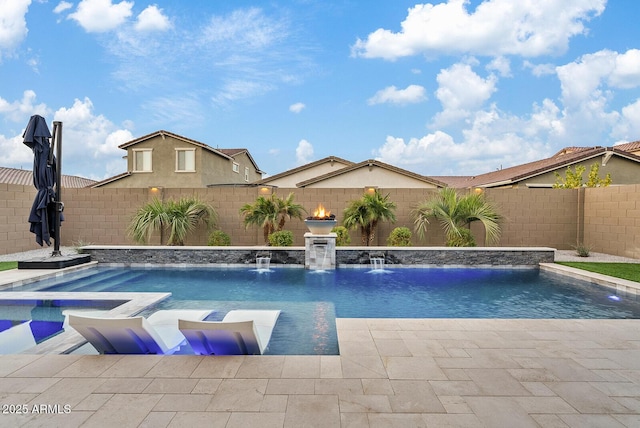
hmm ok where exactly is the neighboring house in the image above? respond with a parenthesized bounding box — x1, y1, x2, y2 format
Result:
(254, 156, 354, 188)
(614, 140, 640, 156)
(294, 159, 446, 189)
(92, 130, 263, 188)
(434, 146, 640, 189)
(0, 166, 96, 188)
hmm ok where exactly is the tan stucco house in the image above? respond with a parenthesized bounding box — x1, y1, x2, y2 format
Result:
(435, 146, 640, 189)
(253, 156, 354, 188)
(257, 158, 446, 189)
(93, 131, 263, 188)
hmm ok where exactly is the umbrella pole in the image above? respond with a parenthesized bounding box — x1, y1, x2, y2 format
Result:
(52, 121, 63, 257)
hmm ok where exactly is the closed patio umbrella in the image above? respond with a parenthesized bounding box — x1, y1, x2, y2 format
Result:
(22, 115, 59, 247)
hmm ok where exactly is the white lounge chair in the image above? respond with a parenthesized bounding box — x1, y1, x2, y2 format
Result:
(0, 321, 37, 354)
(67, 309, 214, 355)
(179, 310, 281, 355)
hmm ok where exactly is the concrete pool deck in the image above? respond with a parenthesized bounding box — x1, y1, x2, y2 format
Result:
(0, 251, 639, 426)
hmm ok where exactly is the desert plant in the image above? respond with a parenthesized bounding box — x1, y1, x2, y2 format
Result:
(412, 188, 502, 246)
(332, 226, 351, 246)
(207, 230, 231, 246)
(128, 196, 217, 245)
(268, 230, 294, 246)
(240, 193, 305, 244)
(446, 228, 476, 247)
(343, 190, 397, 246)
(572, 242, 592, 257)
(387, 226, 412, 246)
(276, 192, 306, 231)
(553, 163, 612, 188)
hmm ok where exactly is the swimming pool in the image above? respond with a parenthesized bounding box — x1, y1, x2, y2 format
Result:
(6, 266, 640, 355)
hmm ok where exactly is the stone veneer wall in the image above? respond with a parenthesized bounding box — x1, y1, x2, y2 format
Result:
(82, 246, 555, 267)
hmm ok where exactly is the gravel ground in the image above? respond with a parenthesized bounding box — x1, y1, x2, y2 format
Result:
(0, 247, 637, 263)
(554, 249, 639, 263)
(0, 247, 76, 262)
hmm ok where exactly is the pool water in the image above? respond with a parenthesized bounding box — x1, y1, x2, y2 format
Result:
(0, 299, 126, 346)
(6, 266, 640, 355)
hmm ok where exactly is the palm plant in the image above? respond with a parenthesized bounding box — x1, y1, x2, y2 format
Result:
(343, 190, 397, 246)
(412, 188, 502, 246)
(275, 192, 306, 231)
(240, 193, 307, 244)
(239, 195, 279, 244)
(128, 196, 217, 245)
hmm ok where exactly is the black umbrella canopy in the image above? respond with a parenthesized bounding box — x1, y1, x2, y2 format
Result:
(23, 115, 58, 246)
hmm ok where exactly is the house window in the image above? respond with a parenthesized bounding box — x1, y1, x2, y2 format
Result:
(244, 167, 250, 182)
(133, 149, 152, 172)
(175, 148, 195, 172)
(232, 162, 240, 173)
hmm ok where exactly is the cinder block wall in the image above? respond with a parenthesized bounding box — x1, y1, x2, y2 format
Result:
(584, 184, 640, 259)
(0, 183, 37, 254)
(483, 188, 578, 248)
(1, 184, 636, 258)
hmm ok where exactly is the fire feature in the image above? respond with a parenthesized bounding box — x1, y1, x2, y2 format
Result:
(304, 204, 337, 234)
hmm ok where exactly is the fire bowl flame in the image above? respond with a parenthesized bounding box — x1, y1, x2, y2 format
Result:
(305, 204, 337, 234)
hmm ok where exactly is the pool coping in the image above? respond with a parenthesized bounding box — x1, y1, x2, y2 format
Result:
(540, 262, 640, 297)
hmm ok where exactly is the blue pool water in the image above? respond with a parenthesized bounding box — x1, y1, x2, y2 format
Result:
(6, 266, 640, 355)
(0, 299, 126, 344)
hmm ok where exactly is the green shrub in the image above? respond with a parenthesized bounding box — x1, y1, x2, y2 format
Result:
(387, 227, 412, 246)
(207, 230, 231, 246)
(268, 230, 294, 247)
(572, 242, 591, 257)
(446, 228, 476, 247)
(332, 226, 351, 246)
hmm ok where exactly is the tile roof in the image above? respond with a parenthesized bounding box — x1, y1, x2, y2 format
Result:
(0, 167, 96, 188)
(454, 146, 640, 188)
(614, 140, 640, 152)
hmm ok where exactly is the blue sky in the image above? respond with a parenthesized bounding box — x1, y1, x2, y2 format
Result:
(1, 0, 640, 180)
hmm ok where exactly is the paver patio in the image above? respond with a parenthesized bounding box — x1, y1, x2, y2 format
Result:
(1, 317, 640, 427)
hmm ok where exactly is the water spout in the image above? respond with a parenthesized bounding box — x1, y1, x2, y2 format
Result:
(256, 252, 271, 272)
(369, 253, 385, 271)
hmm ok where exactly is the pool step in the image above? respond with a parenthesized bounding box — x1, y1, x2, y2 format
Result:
(47, 270, 141, 292)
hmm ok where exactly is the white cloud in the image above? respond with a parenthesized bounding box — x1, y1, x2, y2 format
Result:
(367, 85, 427, 106)
(0, 90, 49, 123)
(134, 5, 171, 32)
(0, 133, 33, 167)
(486, 56, 511, 77)
(557, 49, 640, 107)
(432, 63, 497, 126)
(296, 139, 313, 165)
(52, 97, 132, 178)
(611, 99, 640, 141)
(0, 0, 30, 59)
(523, 61, 556, 77)
(289, 102, 305, 113)
(608, 49, 640, 89)
(352, 0, 606, 60)
(375, 107, 549, 176)
(53, 1, 73, 14)
(68, 0, 133, 33)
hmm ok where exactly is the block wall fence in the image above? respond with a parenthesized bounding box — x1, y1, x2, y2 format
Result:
(1, 183, 639, 259)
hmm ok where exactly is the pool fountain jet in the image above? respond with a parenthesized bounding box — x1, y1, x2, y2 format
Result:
(304, 204, 337, 270)
(369, 253, 385, 271)
(256, 252, 271, 272)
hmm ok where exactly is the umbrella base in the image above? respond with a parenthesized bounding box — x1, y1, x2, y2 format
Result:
(18, 254, 91, 270)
